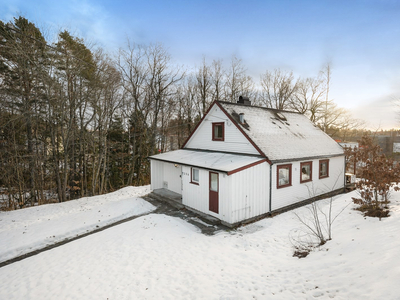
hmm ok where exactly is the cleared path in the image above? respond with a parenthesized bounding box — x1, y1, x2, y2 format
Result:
(0, 192, 228, 268)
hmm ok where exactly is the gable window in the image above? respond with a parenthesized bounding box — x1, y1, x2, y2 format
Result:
(191, 168, 199, 185)
(319, 159, 329, 179)
(277, 164, 292, 188)
(212, 122, 224, 141)
(300, 161, 312, 183)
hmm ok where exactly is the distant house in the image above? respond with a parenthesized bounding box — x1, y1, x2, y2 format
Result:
(149, 97, 345, 226)
(339, 142, 359, 149)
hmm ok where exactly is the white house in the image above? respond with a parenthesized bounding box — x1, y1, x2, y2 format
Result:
(149, 97, 345, 226)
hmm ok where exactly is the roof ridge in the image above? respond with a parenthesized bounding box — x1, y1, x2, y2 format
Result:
(217, 100, 301, 115)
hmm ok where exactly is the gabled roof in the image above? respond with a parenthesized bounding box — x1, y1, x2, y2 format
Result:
(217, 101, 344, 162)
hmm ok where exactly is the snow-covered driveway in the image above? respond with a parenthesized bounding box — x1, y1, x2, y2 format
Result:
(0, 186, 154, 263)
(1, 188, 400, 299)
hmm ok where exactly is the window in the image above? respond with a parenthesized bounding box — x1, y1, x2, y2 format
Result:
(212, 122, 224, 141)
(300, 161, 312, 183)
(319, 159, 329, 179)
(191, 168, 199, 185)
(277, 164, 292, 188)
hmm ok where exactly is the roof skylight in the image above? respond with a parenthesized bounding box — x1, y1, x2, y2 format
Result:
(275, 112, 287, 121)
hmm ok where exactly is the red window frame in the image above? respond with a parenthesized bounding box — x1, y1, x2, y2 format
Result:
(277, 164, 292, 189)
(190, 167, 199, 185)
(212, 122, 224, 141)
(319, 159, 329, 179)
(300, 161, 313, 183)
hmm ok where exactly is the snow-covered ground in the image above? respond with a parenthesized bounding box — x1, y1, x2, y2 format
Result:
(1, 187, 400, 299)
(0, 186, 154, 263)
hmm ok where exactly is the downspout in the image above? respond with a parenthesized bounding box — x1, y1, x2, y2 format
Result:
(269, 162, 273, 214)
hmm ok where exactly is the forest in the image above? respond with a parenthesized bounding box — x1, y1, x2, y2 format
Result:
(0, 16, 363, 210)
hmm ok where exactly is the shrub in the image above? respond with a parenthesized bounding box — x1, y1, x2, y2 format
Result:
(347, 134, 400, 219)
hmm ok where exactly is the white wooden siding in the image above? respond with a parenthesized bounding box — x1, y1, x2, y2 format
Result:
(163, 163, 182, 194)
(182, 162, 269, 224)
(150, 160, 164, 190)
(228, 161, 270, 224)
(182, 166, 231, 223)
(154, 155, 345, 225)
(181, 166, 210, 218)
(151, 160, 182, 195)
(271, 156, 345, 211)
(184, 105, 259, 155)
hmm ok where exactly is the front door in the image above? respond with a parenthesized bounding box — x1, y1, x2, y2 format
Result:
(209, 172, 219, 213)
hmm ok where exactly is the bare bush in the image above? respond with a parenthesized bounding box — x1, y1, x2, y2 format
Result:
(291, 175, 349, 257)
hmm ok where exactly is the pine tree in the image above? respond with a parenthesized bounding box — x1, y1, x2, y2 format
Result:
(0, 17, 48, 206)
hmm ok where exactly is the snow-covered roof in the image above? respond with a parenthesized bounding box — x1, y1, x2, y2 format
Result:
(149, 149, 266, 174)
(218, 101, 344, 162)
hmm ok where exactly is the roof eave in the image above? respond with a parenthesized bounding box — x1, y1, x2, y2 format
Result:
(149, 150, 269, 175)
(149, 156, 230, 174)
(270, 153, 345, 164)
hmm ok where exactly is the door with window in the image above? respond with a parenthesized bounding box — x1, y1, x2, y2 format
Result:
(209, 172, 219, 213)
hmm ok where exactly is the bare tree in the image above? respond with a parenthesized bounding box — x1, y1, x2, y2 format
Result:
(327, 109, 365, 139)
(196, 57, 212, 116)
(225, 55, 254, 103)
(290, 76, 325, 123)
(260, 69, 298, 110)
(320, 63, 335, 133)
(116, 41, 148, 185)
(182, 75, 197, 139)
(90, 50, 123, 195)
(291, 64, 364, 137)
(210, 59, 225, 102)
(291, 174, 349, 257)
(117, 41, 147, 116)
(146, 43, 184, 155)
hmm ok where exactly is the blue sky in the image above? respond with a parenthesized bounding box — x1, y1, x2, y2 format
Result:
(2, 0, 400, 129)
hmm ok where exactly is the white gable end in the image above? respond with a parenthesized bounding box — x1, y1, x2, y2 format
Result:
(184, 104, 260, 155)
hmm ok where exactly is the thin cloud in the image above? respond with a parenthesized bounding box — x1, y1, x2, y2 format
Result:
(351, 96, 398, 130)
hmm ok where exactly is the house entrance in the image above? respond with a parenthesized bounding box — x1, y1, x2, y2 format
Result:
(209, 172, 219, 213)
(162, 163, 182, 195)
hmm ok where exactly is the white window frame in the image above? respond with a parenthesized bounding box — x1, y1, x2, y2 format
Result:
(191, 168, 199, 185)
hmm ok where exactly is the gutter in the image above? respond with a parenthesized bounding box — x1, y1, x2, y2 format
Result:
(270, 153, 345, 164)
(183, 147, 264, 158)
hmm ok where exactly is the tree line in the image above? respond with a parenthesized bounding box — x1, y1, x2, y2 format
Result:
(0, 16, 362, 210)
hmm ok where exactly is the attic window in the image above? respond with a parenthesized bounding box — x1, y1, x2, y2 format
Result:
(275, 112, 287, 121)
(212, 122, 224, 141)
